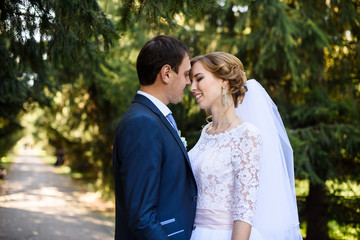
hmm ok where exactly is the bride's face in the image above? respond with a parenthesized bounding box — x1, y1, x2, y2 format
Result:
(190, 61, 224, 110)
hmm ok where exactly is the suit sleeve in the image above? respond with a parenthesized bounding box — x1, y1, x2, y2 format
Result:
(114, 115, 169, 240)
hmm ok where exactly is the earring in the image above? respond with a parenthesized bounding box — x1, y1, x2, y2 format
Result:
(222, 85, 226, 106)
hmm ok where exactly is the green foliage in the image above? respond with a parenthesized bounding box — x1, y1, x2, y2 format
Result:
(2, 0, 360, 238)
(117, 0, 219, 31)
(0, 0, 118, 157)
(0, 117, 23, 157)
(33, 0, 222, 194)
(291, 85, 358, 127)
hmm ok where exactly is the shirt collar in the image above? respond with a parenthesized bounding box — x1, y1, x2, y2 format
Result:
(137, 90, 172, 117)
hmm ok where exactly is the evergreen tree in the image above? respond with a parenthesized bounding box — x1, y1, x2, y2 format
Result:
(33, 0, 218, 195)
(7, 1, 359, 238)
(0, 0, 117, 156)
(124, 0, 359, 238)
(201, 1, 360, 239)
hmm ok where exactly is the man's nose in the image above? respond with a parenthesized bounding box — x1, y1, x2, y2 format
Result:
(190, 81, 196, 92)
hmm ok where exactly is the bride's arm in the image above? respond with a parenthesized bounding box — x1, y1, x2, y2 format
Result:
(232, 221, 251, 240)
(231, 127, 263, 240)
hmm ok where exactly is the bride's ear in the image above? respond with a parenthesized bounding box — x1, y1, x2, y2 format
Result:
(222, 80, 229, 88)
(160, 64, 172, 84)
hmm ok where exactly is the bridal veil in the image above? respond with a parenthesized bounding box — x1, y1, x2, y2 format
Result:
(235, 79, 303, 239)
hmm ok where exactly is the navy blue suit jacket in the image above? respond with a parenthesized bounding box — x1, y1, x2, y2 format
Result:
(113, 94, 197, 240)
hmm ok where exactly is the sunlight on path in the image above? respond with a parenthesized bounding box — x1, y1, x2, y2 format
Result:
(0, 150, 114, 240)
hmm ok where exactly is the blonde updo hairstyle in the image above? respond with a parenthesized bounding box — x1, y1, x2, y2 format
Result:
(190, 52, 247, 107)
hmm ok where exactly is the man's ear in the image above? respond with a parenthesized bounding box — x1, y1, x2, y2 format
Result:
(160, 64, 172, 84)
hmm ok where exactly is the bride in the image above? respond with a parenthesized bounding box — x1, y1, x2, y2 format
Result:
(188, 52, 303, 240)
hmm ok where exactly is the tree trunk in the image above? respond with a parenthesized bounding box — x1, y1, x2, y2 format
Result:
(306, 183, 330, 240)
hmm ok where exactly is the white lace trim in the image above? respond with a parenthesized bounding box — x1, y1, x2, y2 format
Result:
(189, 122, 262, 225)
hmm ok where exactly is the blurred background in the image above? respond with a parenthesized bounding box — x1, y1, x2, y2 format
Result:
(0, 0, 359, 239)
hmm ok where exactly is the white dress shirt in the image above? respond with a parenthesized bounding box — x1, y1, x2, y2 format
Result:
(137, 90, 172, 120)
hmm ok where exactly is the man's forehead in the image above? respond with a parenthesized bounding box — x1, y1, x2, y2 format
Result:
(180, 55, 191, 70)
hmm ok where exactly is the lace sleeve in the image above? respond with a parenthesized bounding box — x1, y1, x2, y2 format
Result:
(231, 126, 262, 225)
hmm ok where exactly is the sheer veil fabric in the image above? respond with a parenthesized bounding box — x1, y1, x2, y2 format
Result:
(235, 79, 303, 239)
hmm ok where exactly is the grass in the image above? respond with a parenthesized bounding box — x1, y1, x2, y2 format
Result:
(0, 154, 15, 170)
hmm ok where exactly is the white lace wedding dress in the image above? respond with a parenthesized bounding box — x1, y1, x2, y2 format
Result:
(189, 122, 264, 239)
(188, 80, 303, 240)
(189, 120, 303, 239)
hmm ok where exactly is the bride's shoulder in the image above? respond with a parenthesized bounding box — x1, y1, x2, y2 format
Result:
(201, 122, 212, 133)
(236, 122, 261, 137)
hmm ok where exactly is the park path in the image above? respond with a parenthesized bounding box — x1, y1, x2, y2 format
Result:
(0, 150, 115, 240)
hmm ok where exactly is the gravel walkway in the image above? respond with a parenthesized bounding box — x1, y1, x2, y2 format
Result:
(0, 151, 115, 240)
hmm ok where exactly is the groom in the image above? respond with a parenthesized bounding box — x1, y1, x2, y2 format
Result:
(112, 35, 197, 240)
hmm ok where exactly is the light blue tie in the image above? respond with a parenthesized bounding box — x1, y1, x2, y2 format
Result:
(166, 113, 179, 135)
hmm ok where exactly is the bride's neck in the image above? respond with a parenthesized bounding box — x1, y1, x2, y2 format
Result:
(211, 106, 239, 131)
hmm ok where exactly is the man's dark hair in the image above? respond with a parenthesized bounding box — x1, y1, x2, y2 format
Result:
(136, 35, 190, 86)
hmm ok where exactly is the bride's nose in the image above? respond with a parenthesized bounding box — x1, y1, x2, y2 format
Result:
(190, 80, 197, 92)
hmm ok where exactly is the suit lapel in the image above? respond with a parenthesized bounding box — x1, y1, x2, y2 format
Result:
(132, 94, 191, 166)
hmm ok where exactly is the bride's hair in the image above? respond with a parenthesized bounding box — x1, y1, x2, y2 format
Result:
(190, 52, 248, 107)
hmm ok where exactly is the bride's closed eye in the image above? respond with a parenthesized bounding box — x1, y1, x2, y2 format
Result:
(190, 76, 203, 83)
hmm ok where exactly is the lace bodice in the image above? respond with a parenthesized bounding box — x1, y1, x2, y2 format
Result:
(189, 122, 262, 225)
